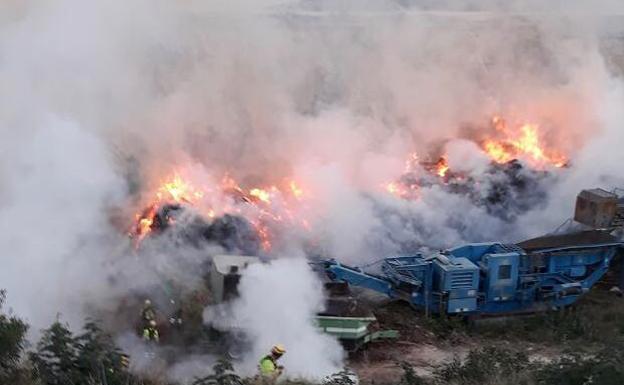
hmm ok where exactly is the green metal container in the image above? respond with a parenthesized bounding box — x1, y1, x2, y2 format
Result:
(316, 316, 377, 340)
(316, 315, 399, 352)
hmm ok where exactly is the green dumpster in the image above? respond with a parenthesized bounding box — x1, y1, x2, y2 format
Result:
(316, 315, 398, 351)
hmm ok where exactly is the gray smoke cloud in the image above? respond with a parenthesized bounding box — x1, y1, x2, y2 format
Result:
(2, 0, 624, 380)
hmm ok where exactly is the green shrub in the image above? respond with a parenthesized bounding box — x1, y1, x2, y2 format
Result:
(536, 340, 624, 385)
(192, 358, 244, 385)
(30, 318, 133, 385)
(433, 346, 533, 385)
(0, 290, 29, 384)
(397, 362, 428, 385)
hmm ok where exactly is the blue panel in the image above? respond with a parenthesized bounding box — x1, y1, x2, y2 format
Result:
(484, 253, 519, 301)
(447, 243, 499, 261)
(327, 264, 395, 296)
(448, 298, 477, 313)
(322, 240, 622, 316)
(568, 266, 586, 277)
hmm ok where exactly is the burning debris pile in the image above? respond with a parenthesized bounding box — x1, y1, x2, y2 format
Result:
(126, 116, 569, 258)
(477, 116, 567, 168)
(129, 173, 311, 254)
(144, 204, 262, 255)
(385, 117, 565, 221)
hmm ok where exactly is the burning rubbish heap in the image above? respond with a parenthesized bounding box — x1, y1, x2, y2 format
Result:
(128, 116, 569, 257)
(129, 173, 310, 254)
(385, 116, 565, 221)
(135, 204, 262, 255)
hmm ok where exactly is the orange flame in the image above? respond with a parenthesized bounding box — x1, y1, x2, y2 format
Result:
(481, 118, 567, 168)
(289, 181, 304, 199)
(385, 181, 419, 200)
(130, 172, 309, 251)
(132, 204, 157, 247)
(384, 116, 568, 201)
(435, 156, 449, 177)
(156, 174, 204, 203)
(131, 174, 206, 248)
(249, 188, 272, 203)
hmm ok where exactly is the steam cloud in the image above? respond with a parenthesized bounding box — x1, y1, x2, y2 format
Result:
(2, 0, 624, 380)
(204, 258, 344, 379)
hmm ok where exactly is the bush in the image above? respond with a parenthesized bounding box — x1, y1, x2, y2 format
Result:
(397, 362, 428, 385)
(30, 318, 132, 385)
(536, 340, 624, 385)
(192, 358, 244, 385)
(30, 321, 81, 385)
(433, 346, 533, 385)
(420, 315, 468, 342)
(473, 291, 624, 346)
(0, 290, 29, 384)
(75, 320, 130, 384)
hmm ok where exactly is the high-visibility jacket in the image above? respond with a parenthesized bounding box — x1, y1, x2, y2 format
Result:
(259, 356, 277, 375)
(143, 326, 159, 342)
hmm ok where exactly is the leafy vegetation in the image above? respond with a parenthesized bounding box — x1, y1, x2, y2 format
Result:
(394, 340, 624, 385)
(2, 287, 624, 385)
(535, 340, 624, 385)
(0, 289, 29, 385)
(432, 346, 534, 385)
(28, 319, 141, 385)
(192, 359, 244, 385)
(470, 290, 624, 345)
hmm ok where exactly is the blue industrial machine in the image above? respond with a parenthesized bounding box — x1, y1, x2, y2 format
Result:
(321, 230, 623, 315)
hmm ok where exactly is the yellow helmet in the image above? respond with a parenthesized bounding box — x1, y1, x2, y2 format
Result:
(271, 344, 286, 355)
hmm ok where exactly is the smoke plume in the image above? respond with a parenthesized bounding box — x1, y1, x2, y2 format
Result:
(2, 0, 624, 380)
(204, 258, 344, 379)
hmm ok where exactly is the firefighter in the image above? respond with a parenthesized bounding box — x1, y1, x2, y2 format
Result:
(142, 320, 159, 342)
(258, 344, 286, 382)
(139, 299, 159, 342)
(120, 354, 130, 369)
(141, 299, 156, 322)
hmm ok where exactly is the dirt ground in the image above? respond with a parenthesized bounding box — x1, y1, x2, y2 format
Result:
(346, 298, 568, 384)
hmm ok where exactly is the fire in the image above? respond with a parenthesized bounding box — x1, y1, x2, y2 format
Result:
(386, 182, 402, 195)
(133, 204, 157, 246)
(384, 116, 568, 202)
(435, 156, 449, 177)
(249, 188, 272, 203)
(481, 118, 567, 168)
(157, 174, 203, 203)
(483, 140, 510, 163)
(254, 222, 272, 251)
(131, 173, 206, 247)
(385, 181, 418, 200)
(131, 115, 568, 247)
(289, 181, 304, 199)
(130, 171, 310, 251)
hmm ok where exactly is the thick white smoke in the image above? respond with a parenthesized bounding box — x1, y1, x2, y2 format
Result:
(2, 0, 624, 380)
(0, 116, 126, 329)
(204, 258, 344, 379)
